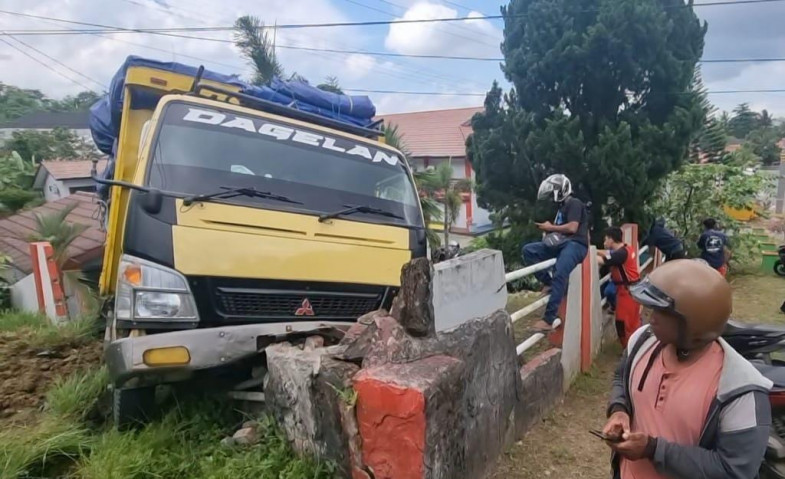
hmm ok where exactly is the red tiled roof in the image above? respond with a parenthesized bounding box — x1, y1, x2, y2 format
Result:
(378, 106, 483, 158)
(40, 159, 107, 180)
(0, 192, 104, 277)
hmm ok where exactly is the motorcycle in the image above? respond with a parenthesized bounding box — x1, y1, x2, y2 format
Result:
(774, 245, 785, 277)
(722, 321, 785, 477)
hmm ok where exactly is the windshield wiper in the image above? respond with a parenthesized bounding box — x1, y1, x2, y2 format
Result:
(318, 204, 404, 223)
(182, 186, 302, 207)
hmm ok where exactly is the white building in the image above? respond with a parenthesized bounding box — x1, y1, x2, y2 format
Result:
(378, 106, 493, 235)
(32, 159, 106, 202)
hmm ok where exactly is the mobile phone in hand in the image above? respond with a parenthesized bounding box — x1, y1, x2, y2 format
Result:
(589, 429, 622, 443)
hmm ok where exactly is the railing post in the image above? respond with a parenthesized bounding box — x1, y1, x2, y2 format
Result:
(580, 251, 592, 372)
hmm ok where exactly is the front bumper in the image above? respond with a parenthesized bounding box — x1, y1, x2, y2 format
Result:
(105, 321, 352, 385)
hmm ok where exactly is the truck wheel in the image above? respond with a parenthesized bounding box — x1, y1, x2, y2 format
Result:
(113, 386, 156, 429)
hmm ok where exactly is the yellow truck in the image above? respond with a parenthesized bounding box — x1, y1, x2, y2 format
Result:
(90, 57, 426, 425)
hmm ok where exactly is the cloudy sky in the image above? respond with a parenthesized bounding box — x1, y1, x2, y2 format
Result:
(0, 0, 783, 116)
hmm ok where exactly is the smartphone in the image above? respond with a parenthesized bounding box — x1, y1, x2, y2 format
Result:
(589, 429, 622, 443)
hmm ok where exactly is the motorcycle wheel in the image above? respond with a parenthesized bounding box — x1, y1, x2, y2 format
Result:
(775, 261, 785, 277)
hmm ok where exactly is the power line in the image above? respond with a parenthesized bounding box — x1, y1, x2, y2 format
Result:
(0, 36, 98, 92)
(3, 34, 107, 89)
(2, 11, 782, 68)
(344, 87, 785, 96)
(2, 0, 783, 35)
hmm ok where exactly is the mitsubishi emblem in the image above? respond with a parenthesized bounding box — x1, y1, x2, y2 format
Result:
(295, 298, 315, 316)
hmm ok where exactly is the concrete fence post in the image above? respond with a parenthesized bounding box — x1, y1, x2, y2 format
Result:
(29, 241, 67, 324)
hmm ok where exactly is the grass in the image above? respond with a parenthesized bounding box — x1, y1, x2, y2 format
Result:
(0, 367, 336, 479)
(0, 307, 335, 479)
(45, 368, 109, 420)
(0, 309, 97, 349)
(729, 273, 785, 325)
(507, 291, 553, 361)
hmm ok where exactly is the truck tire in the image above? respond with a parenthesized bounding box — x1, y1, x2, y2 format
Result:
(113, 386, 156, 429)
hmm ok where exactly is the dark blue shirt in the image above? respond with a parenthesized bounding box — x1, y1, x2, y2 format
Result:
(554, 196, 588, 246)
(698, 229, 728, 268)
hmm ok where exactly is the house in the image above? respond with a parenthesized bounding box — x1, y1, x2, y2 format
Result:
(0, 111, 92, 145)
(0, 192, 105, 312)
(378, 106, 493, 235)
(32, 159, 106, 202)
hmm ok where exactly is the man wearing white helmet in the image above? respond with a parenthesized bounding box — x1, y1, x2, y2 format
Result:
(523, 174, 589, 332)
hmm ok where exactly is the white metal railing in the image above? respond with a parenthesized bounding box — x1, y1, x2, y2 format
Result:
(510, 244, 653, 357)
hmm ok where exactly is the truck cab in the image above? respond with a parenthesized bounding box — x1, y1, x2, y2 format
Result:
(92, 57, 426, 425)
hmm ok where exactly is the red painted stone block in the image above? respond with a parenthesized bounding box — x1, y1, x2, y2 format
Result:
(353, 355, 462, 479)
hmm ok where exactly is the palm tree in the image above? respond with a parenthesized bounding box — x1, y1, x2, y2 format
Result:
(317, 76, 344, 94)
(233, 15, 284, 86)
(383, 124, 443, 247)
(431, 160, 472, 246)
(760, 109, 774, 128)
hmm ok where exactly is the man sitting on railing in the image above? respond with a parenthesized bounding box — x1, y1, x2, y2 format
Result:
(597, 227, 640, 347)
(523, 174, 589, 332)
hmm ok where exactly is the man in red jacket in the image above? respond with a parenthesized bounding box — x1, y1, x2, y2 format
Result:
(597, 226, 641, 347)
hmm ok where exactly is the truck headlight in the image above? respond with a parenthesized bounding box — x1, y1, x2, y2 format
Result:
(116, 255, 198, 322)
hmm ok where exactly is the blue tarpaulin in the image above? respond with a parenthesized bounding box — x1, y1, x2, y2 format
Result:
(89, 55, 377, 156)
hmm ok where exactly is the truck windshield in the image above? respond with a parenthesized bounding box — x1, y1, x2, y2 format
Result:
(146, 102, 422, 228)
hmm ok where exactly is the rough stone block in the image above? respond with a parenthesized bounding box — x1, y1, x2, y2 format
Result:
(435, 309, 521, 479)
(354, 355, 464, 479)
(398, 258, 435, 337)
(264, 343, 360, 475)
(516, 348, 564, 437)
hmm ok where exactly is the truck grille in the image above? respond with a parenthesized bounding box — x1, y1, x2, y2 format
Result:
(216, 290, 381, 318)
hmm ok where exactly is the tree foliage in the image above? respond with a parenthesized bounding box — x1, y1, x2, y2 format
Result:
(746, 127, 782, 165)
(690, 71, 727, 163)
(649, 163, 771, 266)
(468, 0, 707, 243)
(2, 128, 97, 163)
(728, 103, 759, 139)
(233, 15, 284, 86)
(0, 151, 40, 215)
(0, 84, 100, 123)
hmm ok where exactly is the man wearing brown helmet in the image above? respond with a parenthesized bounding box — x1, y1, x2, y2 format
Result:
(602, 259, 772, 479)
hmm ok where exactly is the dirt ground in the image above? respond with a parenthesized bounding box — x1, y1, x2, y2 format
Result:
(494, 273, 784, 478)
(0, 331, 101, 425)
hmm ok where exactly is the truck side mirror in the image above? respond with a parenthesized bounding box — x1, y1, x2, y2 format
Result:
(141, 189, 163, 215)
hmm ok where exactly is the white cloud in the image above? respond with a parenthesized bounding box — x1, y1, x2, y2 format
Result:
(0, 0, 357, 97)
(384, 2, 501, 57)
(342, 54, 377, 80)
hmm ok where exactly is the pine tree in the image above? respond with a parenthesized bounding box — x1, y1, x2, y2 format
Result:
(468, 0, 707, 234)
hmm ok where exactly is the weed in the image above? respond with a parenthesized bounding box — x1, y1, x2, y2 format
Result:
(328, 383, 358, 407)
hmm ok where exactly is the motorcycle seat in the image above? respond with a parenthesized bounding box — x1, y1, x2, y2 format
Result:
(751, 362, 785, 389)
(724, 320, 785, 337)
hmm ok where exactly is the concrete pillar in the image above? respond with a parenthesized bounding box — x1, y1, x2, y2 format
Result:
(29, 241, 67, 323)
